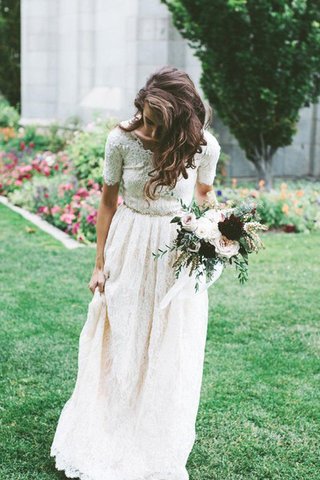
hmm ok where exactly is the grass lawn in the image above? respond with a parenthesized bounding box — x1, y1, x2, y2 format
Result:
(0, 203, 319, 480)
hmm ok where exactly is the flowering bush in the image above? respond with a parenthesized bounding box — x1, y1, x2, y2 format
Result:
(67, 118, 118, 186)
(5, 172, 123, 244)
(0, 149, 73, 195)
(215, 180, 320, 233)
(0, 124, 71, 155)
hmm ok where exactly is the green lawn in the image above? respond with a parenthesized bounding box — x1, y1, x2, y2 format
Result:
(0, 203, 319, 480)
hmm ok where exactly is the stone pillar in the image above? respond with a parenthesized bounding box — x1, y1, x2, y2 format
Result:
(309, 103, 320, 177)
(56, 0, 80, 119)
(21, 0, 59, 123)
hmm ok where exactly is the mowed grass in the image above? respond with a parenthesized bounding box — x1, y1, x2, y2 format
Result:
(0, 203, 319, 480)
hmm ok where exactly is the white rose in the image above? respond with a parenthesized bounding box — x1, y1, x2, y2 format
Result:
(203, 209, 225, 223)
(194, 217, 216, 241)
(203, 209, 225, 241)
(181, 213, 198, 232)
(212, 235, 240, 258)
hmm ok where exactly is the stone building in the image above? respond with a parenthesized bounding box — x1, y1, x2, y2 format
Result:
(21, 0, 320, 179)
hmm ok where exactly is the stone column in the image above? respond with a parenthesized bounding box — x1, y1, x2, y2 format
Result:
(56, 0, 80, 119)
(21, 0, 59, 123)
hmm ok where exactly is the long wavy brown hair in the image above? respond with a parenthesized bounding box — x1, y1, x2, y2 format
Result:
(118, 66, 212, 201)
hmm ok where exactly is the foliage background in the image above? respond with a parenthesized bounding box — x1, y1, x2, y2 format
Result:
(0, 0, 20, 108)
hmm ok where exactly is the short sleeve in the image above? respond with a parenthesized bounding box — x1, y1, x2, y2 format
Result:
(196, 130, 221, 185)
(102, 128, 123, 185)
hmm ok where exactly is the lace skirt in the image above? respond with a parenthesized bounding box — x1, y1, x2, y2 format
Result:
(50, 202, 209, 480)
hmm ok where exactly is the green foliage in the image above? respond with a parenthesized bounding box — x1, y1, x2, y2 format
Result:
(67, 118, 118, 185)
(161, 0, 320, 187)
(0, 94, 19, 128)
(0, 0, 20, 108)
(0, 124, 71, 153)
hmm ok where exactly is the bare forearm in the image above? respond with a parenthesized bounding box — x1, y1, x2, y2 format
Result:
(194, 189, 213, 207)
(194, 184, 217, 207)
(95, 201, 117, 269)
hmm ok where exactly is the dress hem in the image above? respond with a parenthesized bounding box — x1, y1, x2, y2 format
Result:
(50, 446, 189, 480)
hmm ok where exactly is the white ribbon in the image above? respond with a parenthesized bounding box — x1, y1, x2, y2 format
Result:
(159, 260, 224, 310)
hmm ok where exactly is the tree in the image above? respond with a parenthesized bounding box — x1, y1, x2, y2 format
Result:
(161, 0, 320, 189)
(0, 0, 20, 109)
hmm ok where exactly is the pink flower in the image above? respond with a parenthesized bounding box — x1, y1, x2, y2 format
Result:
(86, 211, 97, 225)
(60, 212, 76, 224)
(43, 166, 51, 176)
(51, 205, 61, 214)
(62, 183, 74, 191)
(15, 180, 23, 186)
(21, 165, 32, 173)
(76, 187, 89, 198)
(118, 195, 123, 205)
(72, 222, 80, 234)
(38, 206, 49, 214)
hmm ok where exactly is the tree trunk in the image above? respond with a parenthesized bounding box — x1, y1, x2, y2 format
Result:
(252, 154, 274, 191)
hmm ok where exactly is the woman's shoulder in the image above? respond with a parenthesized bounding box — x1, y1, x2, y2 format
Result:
(106, 118, 135, 146)
(201, 129, 221, 157)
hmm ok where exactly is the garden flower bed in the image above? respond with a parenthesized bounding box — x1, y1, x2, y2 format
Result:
(217, 179, 320, 234)
(1, 117, 319, 244)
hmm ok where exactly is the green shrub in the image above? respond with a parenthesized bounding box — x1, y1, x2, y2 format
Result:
(66, 118, 118, 185)
(0, 95, 19, 128)
(0, 124, 71, 154)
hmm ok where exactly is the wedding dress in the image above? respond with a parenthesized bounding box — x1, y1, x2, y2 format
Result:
(50, 119, 221, 480)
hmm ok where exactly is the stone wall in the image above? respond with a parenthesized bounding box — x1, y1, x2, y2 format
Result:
(21, 0, 319, 179)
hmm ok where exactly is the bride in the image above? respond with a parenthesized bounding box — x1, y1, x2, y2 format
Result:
(50, 65, 221, 480)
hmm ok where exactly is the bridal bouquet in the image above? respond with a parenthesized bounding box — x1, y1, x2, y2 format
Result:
(153, 191, 268, 295)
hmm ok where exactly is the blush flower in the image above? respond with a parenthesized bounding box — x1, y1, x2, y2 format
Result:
(212, 235, 240, 258)
(181, 213, 197, 232)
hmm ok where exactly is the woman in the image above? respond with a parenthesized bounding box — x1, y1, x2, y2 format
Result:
(50, 66, 221, 480)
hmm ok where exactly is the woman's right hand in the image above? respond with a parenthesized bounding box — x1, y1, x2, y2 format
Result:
(88, 266, 108, 294)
